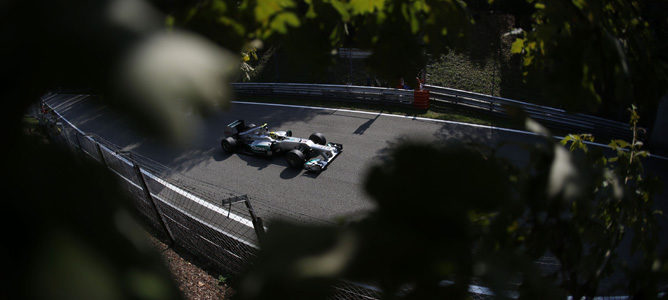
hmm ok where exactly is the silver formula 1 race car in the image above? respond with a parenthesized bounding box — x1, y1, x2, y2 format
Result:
(220, 120, 343, 172)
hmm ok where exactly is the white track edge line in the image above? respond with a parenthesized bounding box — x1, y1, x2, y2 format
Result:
(97, 139, 256, 230)
(107, 167, 258, 248)
(231, 101, 668, 161)
(90, 131, 254, 228)
(45, 98, 257, 229)
(151, 193, 258, 249)
(141, 170, 255, 228)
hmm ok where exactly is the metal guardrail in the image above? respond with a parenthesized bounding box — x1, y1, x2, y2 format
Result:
(40, 93, 389, 300)
(232, 82, 414, 106)
(338, 48, 372, 59)
(425, 84, 633, 140)
(40, 93, 261, 275)
(40, 91, 638, 299)
(232, 82, 633, 141)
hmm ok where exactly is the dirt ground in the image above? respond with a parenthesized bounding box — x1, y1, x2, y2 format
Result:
(150, 237, 232, 300)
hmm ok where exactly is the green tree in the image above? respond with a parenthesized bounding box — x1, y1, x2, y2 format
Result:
(3, 0, 666, 299)
(2, 0, 237, 299)
(509, 0, 668, 119)
(162, 0, 472, 83)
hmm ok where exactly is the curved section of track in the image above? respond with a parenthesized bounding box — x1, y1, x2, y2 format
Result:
(45, 95, 668, 224)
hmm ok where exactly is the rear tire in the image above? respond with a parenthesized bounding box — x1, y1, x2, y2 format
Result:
(309, 132, 326, 145)
(221, 137, 238, 153)
(286, 149, 306, 169)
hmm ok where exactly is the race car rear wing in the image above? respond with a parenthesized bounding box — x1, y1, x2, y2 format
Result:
(225, 119, 268, 137)
(227, 120, 245, 132)
(238, 123, 267, 136)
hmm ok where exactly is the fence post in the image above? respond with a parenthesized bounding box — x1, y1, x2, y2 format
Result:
(244, 198, 265, 243)
(133, 164, 176, 245)
(95, 142, 108, 168)
(74, 131, 85, 154)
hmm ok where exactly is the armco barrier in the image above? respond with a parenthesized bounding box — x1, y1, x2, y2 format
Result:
(41, 91, 634, 299)
(39, 93, 392, 299)
(232, 82, 633, 141)
(424, 84, 633, 141)
(40, 93, 261, 276)
(232, 82, 414, 106)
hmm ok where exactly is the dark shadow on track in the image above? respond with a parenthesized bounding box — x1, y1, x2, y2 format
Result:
(300, 171, 322, 179)
(374, 135, 412, 162)
(433, 122, 494, 144)
(354, 112, 382, 135)
(232, 151, 321, 179)
(237, 153, 273, 170)
(212, 149, 233, 162)
(280, 167, 301, 179)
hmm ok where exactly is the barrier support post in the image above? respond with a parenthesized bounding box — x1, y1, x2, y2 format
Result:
(133, 164, 176, 246)
(95, 142, 108, 168)
(244, 198, 265, 243)
(74, 131, 84, 153)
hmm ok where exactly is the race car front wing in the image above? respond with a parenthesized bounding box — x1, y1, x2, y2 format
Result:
(304, 142, 343, 172)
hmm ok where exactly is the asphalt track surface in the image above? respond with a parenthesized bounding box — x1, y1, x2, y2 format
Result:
(45, 95, 668, 227)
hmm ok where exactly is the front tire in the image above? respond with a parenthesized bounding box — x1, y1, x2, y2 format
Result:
(309, 132, 326, 145)
(286, 149, 306, 169)
(221, 137, 238, 153)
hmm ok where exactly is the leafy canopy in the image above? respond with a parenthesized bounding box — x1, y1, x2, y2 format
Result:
(509, 0, 668, 115)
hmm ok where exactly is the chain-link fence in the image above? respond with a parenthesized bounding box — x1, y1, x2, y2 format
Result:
(39, 92, 396, 299)
(41, 93, 261, 275)
(37, 93, 584, 299)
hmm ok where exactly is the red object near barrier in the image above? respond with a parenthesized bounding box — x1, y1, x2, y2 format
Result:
(413, 90, 430, 110)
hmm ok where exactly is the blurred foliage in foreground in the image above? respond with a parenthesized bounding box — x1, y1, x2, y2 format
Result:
(3, 123, 182, 300)
(234, 108, 666, 299)
(2, 0, 667, 299)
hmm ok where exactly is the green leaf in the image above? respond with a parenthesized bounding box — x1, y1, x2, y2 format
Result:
(410, 9, 419, 33)
(511, 38, 525, 54)
(269, 12, 300, 34)
(210, 0, 227, 13)
(255, 0, 295, 23)
(165, 15, 175, 29)
(350, 0, 385, 15)
(609, 139, 629, 149)
(326, 0, 350, 22)
(218, 17, 246, 35)
(413, 0, 428, 13)
(572, 0, 586, 10)
(306, 3, 317, 18)
(329, 25, 341, 41)
(560, 135, 573, 145)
